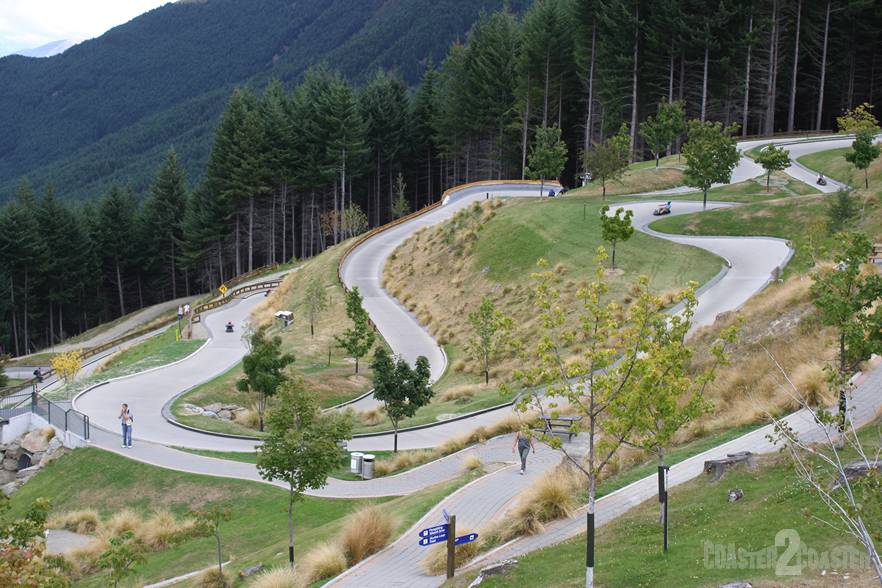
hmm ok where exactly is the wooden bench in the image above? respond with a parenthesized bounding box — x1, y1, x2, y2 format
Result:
(703, 451, 755, 482)
(540, 414, 583, 441)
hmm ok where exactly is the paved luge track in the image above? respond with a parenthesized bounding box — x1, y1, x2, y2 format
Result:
(62, 136, 882, 584)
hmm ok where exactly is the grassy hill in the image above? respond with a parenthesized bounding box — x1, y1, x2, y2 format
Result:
(0, 0, 529, 203)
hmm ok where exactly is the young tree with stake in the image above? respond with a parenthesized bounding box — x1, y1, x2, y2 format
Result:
(304, 278, 328, 338)
(638, 101, 686, 168)
(257, 378, 352, 570)
(335, 286, 375, 374)
(525, 125, 568, 196)
(371, 347, 433, 452)
(583, 124, 630, 199)
(845, 131, 881, 189)
(391, 172, 410, 219)
(467, 296, 513, 385)
(237, 326, 295, 431)
(682, 120, 740, 209)
(598, 206, 634, 269)
(192, 504, 232, 586)
(754, 144, 791, 191)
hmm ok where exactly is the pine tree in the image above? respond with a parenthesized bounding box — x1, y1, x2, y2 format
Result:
(142, 149, 188, 299)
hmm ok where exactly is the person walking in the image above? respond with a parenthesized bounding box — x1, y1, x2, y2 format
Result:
(512, 430, 536, 475)
(119, 403, 134, 448)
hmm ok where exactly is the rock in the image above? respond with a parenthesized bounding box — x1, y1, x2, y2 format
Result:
(704, 452, 754, 482)
(46, 436, 63, 454)
(5, 441, 21, 460)
(2, 458, 18, 471)
(21, 429, 50, 453)
(31, 451, 45, 465)
(217, 409, 233, 420)
(468, 559, 518, 587)
(728, 488, 744, 502)
(40, 447, 66, 468)
(180, 403, 204, 416)
(204, 403, 223, 414)
(16, 465, 41, 480)
(719, 583, 752, 588)
(0, 470, 15, 485)
(0, 443, 7, 453)
(2, 481, 20, 496)
(833, 460, 881, 489)
(239, 563, 264, 578)
(202, 410, 218, 418)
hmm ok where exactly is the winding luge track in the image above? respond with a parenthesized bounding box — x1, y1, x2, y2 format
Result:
(64, 136, 882, 584)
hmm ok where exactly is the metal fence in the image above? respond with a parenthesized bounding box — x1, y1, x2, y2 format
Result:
(0, 387, 89, 440)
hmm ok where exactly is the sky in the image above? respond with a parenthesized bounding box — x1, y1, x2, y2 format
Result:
(0, 0, 168, 56)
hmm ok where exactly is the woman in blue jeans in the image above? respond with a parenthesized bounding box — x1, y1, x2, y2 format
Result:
(118, 403, 133, 448)
(511, 430, 536, 475)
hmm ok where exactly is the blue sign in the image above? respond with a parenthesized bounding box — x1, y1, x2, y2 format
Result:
(418, 523, 449, 546)
(454, 533, 479, 546)
(442, 508, 450, 522)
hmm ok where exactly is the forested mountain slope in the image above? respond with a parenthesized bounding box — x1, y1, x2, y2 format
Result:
(0, 0, 528, 203)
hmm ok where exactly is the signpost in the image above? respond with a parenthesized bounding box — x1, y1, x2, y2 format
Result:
(658, 464, 670, 551)
(417, 512, 478, 579)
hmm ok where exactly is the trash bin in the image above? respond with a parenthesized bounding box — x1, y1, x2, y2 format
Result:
(350, 452, 364, 475)
(361, 454, 375, 480)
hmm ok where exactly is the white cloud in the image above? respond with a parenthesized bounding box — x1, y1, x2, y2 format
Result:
(0, 0, 169, 55)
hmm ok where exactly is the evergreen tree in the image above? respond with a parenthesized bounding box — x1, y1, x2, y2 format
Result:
(142, 149, 188, 299)
(96, 185, 139, 317)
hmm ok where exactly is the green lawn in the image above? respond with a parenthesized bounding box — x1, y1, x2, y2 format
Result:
(568, 154, 685, 198)
(44, 327, 205, 401)
(449, 421, 882, 588)
(797, 147, 856, 185)
(9, 448, 476, 587)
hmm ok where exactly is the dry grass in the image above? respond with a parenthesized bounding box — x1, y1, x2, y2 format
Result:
(339, 505, 396, 565)
(438, 384, 479, 402)
(48, 509, 100, 534)
(439, 412, 534, 456)
(373, 449, 435, 477)
(249, 566, 298, 588)
(355, 406, 385, 427)
(64, 537, 109, 575)
(234, 405, 261, 430)
(299, 542, 347, 585)
(790, 362, 835, 407)
(103, 508, 140, 536)
(462, 454, 484, 472)
(422, 526, 481, 575)
(138, 510, 197, 549)
(501, 464, 581, 539)
(197, 566, 231, 588)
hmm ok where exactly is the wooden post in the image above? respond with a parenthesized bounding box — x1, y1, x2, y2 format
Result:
(446, 515, 456, 579)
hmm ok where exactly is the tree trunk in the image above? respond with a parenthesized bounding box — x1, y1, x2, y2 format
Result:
(170, 240, 177, 299)
(215, 527, 223, 577)
(543, 49, 550, 127)
(281, 184, 287, 263)
(235, 213, 241, 276)
(584, 24, 597, 169)
(742, 13, 753, 136)
(787, 0, 802, 132)
(765, 0, 780, 135)
(287, 486, 296, 569)
(629, 5, 640, 161)
(522, 75, 531, 179)
(115, 262, 126, 316)
(701, 41, 709, 122)
(10, 277, 19, 356)
(248, 196, 254, 273)
(816, 1, 831, 130)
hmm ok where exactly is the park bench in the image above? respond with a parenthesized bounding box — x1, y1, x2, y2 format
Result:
(540, 414, 582, 441)
(703, 451, 755, 482)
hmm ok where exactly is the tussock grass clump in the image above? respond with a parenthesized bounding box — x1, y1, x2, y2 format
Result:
(250, 566, 298, 588)
(439, 384, 478, 403)
(197, 566, 231, 587)
(502, 465, 581, 539)
(462, 454, 484, 472)
(357, 407, 385, 427)
(789, 362, 835, 407)
(300, 542, 347, 585)
(48, 509, 100, 534)
(340, 505, 396, 564)
(64, 537, 109, 575)
(374, 449, 435, 477)
(422, 526, 481, 574)
(138, 510, 197, 548)
(103, 508, 140, 536)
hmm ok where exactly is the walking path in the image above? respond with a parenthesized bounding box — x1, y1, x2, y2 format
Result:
(59, 134, 882, 584)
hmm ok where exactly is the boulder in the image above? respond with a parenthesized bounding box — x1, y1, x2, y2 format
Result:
(204, 403, 223, 414)
(31, 451, 45, 465)
(239, 563, 264, 578)
(833, 460, 881, 489)
(0, 470, 15, 485)
(16, 465, 41, 480)
(217, 409, 233, 420)
(180, 403, 204, 416)
(2, 458, 18, 472)
(5, 441, 21, 460)
(2, 481, 20, 496)
(40, 448, 66, 468)
(0, 443, 7, 453)
(202, 410, 218, 418)
(46, 436, 63, 455)
(21, 429, 50, 453)
(719, 583, 752, 588)
(468, 559, 518, 587)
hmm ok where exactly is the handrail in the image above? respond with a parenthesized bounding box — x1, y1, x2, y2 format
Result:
(0, 386, 90, 440)
(191, 279, 283, 324)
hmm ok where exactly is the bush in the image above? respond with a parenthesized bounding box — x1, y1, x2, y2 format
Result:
(103, 509, 140, 536)
(48, 509, 100, 534)
(790, 362, 835, 407)
(502, 465, 580, 540)
(197, 565, 230, 587)
(340, 505, 395, 564)
(462, 454, 483, 472)
(137, 510, 197, 548)
(300, 542, 347, 584)
(249, 566, 298, 588)
(422, 526, 480, 574)
(439, 384, 478, 403)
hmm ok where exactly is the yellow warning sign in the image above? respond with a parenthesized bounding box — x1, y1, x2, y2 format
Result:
(218, 284, 228, 295)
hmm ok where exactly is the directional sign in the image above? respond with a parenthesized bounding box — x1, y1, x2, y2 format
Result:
(218, 283, 228, 295)
(454, 533, 479, 546)
(418, 524, 448, 546)
(442, 509, 450, 522)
